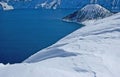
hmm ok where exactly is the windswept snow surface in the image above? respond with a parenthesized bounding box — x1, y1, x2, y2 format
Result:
(0, 13, 120, 77)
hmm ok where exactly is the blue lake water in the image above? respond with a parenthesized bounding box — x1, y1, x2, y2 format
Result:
(0, 9, 82, 64)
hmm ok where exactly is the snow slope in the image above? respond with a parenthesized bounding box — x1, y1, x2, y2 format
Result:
(0, 12, 120, 77)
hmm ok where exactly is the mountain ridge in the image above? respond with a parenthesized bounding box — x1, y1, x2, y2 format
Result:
(0, 0, 120, 12)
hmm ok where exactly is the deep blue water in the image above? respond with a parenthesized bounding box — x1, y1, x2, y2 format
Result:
(0, 9, 82, 64)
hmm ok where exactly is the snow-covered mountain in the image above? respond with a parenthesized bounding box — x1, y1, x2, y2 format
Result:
(0, 1, 13, 10)
(36, 0, 61, 9)
(0, 12, 119, 77)
(0, 0, 120, 12)
(63, 4, 113, 22)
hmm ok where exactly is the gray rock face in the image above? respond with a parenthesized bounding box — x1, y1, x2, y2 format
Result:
(63, 4, 113, 22)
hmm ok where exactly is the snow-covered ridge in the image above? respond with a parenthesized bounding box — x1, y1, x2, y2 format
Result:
(0, 12, 120, 77)
(0, 0, 120, 12)
(37, 0, 61, 9)
(36, 0, 120, 11)
(0, 2, 13, 10)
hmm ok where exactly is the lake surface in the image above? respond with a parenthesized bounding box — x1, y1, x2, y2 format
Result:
(0, 9, 83, 64)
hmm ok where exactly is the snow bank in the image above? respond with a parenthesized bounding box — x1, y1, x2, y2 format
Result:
(0, 2, 14, 10)
(0, 13, 120, 77)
